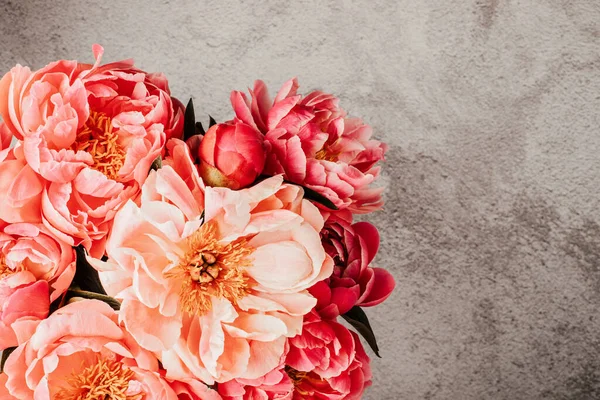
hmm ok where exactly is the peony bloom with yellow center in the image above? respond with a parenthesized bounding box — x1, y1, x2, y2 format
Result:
(0, 300, 220, 400)
(90, 141, 333, 384)
(0, 45, 184, 256)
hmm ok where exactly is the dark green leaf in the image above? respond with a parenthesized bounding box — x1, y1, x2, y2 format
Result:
(73, 245, 107, 295)
(183, 98, 197, 141)
(65, 289, 121, 311)
(49, 291, 67, 315)
(0, 347, 16, 373)
(300, 185, 338, 210)
(195, 121, 206, 135)
(284, 181, 338, 210)
(208, 115, 217, 128)
(342, 306, 381, 357)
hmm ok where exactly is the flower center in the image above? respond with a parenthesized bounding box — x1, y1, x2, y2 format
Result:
(285, 365, 324, 395)
(0, 254, 23, 279)
(166, 221, 253, 316)
(54, 357, 141, 400)
(285, 366, 308, 385)
(314, 146, 339, 162)
(73, 111, 126, 180)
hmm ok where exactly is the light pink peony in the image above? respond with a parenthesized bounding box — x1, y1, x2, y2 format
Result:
(217, 344, 293, 400)
(285, 311, 372, 399)
(230, 78, 387, 213)
(309, 210, 395, 319)
(0, 45, 184, 256)
(197, 121, 266, 190)
(0, 222, 75, 350)
(0, 300, 220, 400)
(89, 148, 333, 384)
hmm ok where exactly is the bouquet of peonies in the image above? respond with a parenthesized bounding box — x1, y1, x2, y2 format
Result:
(0, 45, 395, 400)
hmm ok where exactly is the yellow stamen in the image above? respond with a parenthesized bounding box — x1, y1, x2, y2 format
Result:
(73, 111, 126, 180)
(0, 254, 23, 279)
(285, 365, 325, 395)
(166, 221, 253, 316)
(285, 366, 308, 385)
(54, 357, 141, 400)
(314, 146, 339, 162)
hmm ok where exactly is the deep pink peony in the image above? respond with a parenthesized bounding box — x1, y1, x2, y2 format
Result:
(285, 311, 372, 399)
(197, 121, 266, 190)
(89, 146, 333, 384)
(0, 300, 220, 400)
(309, 210, 395, 319)
(0, 45, 184, 256)
(0, 222, 75, 350)
(230, 78, 387, 213)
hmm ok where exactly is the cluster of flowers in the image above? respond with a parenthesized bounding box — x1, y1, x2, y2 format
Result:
(0, 45, 394, 399)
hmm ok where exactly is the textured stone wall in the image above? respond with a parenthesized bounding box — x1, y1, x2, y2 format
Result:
(2, 0, 600, 398)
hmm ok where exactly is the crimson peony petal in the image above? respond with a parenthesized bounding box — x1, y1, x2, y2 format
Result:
(358, 267, 396, 307)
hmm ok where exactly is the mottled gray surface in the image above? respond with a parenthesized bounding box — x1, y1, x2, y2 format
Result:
(2, 0, 600, 398)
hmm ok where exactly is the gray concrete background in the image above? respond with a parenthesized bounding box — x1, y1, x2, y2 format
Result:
(2, 0, 600, 398)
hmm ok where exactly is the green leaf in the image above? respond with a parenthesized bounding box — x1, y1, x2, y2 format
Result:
(65, 289, 121, 311)
(196, 121, 206, 136)
(342, 306, 381, 357)
(300, 185, 338, 210)
(183, 98, 197, 141)
(0, 347, 16, 373)
(208, 115, 217, 128)
(49, 290, 68, 315)
(73, 245, 107, 295)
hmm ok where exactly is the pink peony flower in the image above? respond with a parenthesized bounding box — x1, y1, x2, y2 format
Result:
(0, 45, 184, 256)
(230, 78, 387, 213)
(0, 222, 75, 350)
(89, 151, 333, 384)
(0, 300, 220, 400)
(285, 311, 372, 399)
(309, 210, 395, 319)
(197, 121, 266, 190)
(217, 343, 293, 400)
(0, 279, 49, 351)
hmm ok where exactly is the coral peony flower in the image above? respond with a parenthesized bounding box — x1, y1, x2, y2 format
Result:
(230, 78, 387, 213)
(0, 222, 75, 350)
(164, 138, 205, 202)
(0, 300, 220, 400)
(197, 121, 266, 190)
(0, 45, 184, 256)
(285, 311, 372, 399)
(89, 154, 333, 383)
(309, 210, 395, 319)
(217, 343, 293, 400)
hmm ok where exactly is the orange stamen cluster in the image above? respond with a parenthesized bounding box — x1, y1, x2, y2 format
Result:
(315, 146, 340, 162)
(54, 357, 141, 400)
(285, 365, 325, 395)
(0, 254, 23, 279)
(166, 221, 253, 316)
(73, 111, 126, 180)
